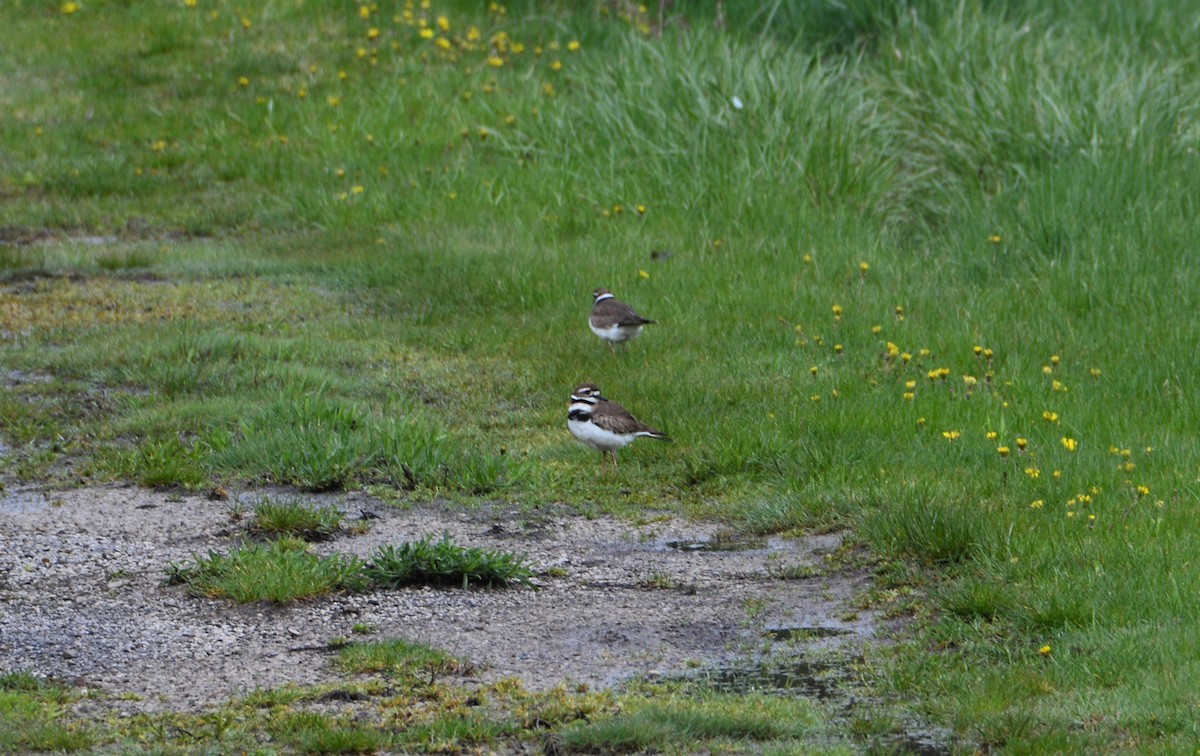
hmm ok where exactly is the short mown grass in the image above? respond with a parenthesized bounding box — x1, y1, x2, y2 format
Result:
(4, 0, 1200, 750)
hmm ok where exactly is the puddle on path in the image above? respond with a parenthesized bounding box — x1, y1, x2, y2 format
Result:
(0, 488, 53, 515)
(663, 533, 771, 552)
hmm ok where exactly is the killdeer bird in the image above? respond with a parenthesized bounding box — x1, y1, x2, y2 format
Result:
(589, 288, 655, 349)
(568, 382, 670, 473)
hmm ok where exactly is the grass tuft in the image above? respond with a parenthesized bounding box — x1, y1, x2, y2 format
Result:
(167, 537, 367, 603)
(365, 533, 535, 590)
(250, 497, 345, 541)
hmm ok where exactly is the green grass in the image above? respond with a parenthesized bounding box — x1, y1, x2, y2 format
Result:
(364, 533, 536, 589)
(335, 637, 469, 679)
(167, 533, 534, 602)
(250, 496, 347, 540)
(4, 0, 1200, 749)
(167, 537, 368, 603)
(0, 672, 95, 752)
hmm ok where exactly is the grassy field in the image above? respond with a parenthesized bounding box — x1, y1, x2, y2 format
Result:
(3, 0, 1200, 750)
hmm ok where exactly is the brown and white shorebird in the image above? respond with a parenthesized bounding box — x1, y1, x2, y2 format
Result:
(568, 382, 670, 473)
(589, 288, 655, 349)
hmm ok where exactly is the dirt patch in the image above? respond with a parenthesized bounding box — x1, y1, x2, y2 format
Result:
(0, 485, 882, 713)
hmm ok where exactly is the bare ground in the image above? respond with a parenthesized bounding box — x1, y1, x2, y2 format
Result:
(0, 485, 883, 714)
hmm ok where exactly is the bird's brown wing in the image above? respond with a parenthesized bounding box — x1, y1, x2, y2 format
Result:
(591, 298, 655, 328)
(593, 399, 670, 440)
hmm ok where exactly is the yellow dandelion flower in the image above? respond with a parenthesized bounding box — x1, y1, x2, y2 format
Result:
(1042, 365, 1054, 375)
(904, 380, 916, 389)
(550, 60, 563, 71)
(1039, 644, 1051, 656)
(1030, 499, 1044, 509)
(542, 83, 555, 96)
(359, 5, 370, 19)
(989, 234, 1002, 244)
(436, 15, 449, 31)
(834, 344, 844, 354)
(368, 27, 380, 39)
(1061, 437, 1077, 452)
(943, 430, 960, 441)
(1053, 380, 1068, 392)
(638, 269, 650, 280)
(810, 395, 821, 402)
(994, 446, 1008, 457)
(327, 96, 341, 107)
(917, 417, 926, 426)
(803, 253, 813, 263)
(901, 352, 912, 362)
(984, 348, 994, 359)
(237, 76, 250, 87)
(872, 325, 882, 334)
(435, 37, 451, 50)
(1016, 437, 1027, 450)
(241, 16, 252, 28)
(903, 392, 914, 401)
(986, 431, 998, 440)
(419, 27, 434, 39)
(1025, 467, 1040, 480)
(831, 304, 843, 318)
(859, 261, 870, 273)
(1053, 470, 1062, 479)
(351, 185, 365, 195)
(810, 366, 818, 377)
(1042, 411, 1059, 423)
(1051, 355, 1061, 366)
(1090, 368, 1102, 378)
(568, 39, 581, 51)
(963, 375, 978, 387)
(1136, 485, 1150, 496)
(637, 204, 646, 215)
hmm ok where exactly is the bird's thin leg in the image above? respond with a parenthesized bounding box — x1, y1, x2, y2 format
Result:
(599, 450, 607, 476)
(610, 450, 619, 471)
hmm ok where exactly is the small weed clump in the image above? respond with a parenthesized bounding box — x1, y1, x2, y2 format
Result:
(336, 637, 470, 679)
(168, 533, 534, 603)
(167, 537, 367, 603)
(250, 497, 345, 541)
(364, 533, 536, 590)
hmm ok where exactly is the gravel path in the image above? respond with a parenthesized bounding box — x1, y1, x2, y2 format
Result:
(0, 485, 879, 713)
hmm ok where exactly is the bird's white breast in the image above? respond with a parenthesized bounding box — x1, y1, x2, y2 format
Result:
(588, 321, 643, 343)
(568, 415, 635, 452)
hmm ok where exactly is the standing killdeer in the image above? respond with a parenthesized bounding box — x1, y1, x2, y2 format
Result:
(589, 288, 655, 349)
(568, 382, 670, 472)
